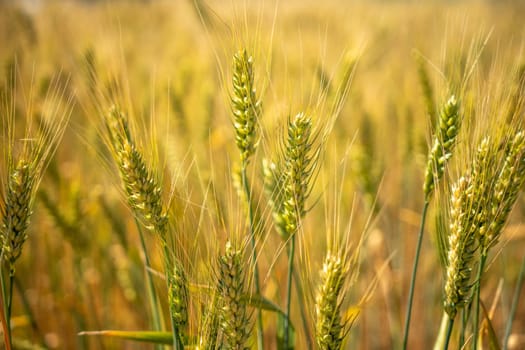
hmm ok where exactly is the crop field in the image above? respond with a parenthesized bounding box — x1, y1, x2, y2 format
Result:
(1, 0, 525, 349)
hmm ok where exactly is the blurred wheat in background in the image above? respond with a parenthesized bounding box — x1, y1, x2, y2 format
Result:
(1, 0, 525, 349)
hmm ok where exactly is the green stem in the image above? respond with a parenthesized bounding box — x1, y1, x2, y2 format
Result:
(7, 271, 15, 328)
(443, 315, 455, 350)
(402, 200, 430, 350)
(503, 254, 525, 350)
(284, 234, 296, 349)
(434, 312, 456, 350)
(136, 222, 163, 350)
(472, 253, 487, 350)
(0, 268, 12, 350)
(241, 166, 264, 350)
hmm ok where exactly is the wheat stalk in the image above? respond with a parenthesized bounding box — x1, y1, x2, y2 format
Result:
(404, 94, 462, 350)
(231, 48, 264, 348)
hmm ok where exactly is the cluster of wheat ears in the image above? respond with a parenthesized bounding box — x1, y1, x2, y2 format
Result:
(1, 16, 525, 350)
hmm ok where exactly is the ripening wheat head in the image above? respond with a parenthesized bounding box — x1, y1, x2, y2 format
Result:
(216, 241, 251, 350)
(104, 106, 168, 237)
(1, 74, 71, 275)
(443, 176, 479, 318)
(231, 49, 261, 165)
(315, 251, 350, 350)
(480, 130, 525, 250)
(264, 113, 319, 240)
(1, 160, 35, 274)
(423, 95, 461, 200)
(167, 258, 189, 331)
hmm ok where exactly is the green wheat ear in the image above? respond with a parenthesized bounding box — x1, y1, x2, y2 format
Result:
(481, 130, 525, 250)
(1, 160, 35, 275)
(167, 259, 189, 331)
(217, 241, 251, 350)
(105, 106, 168, 237)
(232, 49, 261, 164)
(315, 251, 348, 350)
(423, 95, 461, 200)
(265, 113, 319, 240)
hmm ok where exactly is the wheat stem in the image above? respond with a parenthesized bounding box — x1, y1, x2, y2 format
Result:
(503, 254, 525, 350)
(284, 234, 296, 349)
(0, 269, 11, 350)
(241, 168, 263, 349)
(471, 253, 487, 350)
(136, 221, 164, 350)
(402, 200, 429, 350)
(443, 315, 455, 350)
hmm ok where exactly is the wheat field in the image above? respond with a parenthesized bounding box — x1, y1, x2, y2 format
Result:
(1, 0, 525, 349)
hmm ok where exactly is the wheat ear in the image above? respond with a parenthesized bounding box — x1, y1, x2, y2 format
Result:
(167, 259, 189, 332)
(231, 48, 264, 348)
(105, 106, 168, 237)
(232, 49, 261, 165)
(1, 160, 35, 275)
(443, 176, 478, 319)
(315, 251, 348, 350)
(217, 242, 251, 350)
(423, 95, 461, 200)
